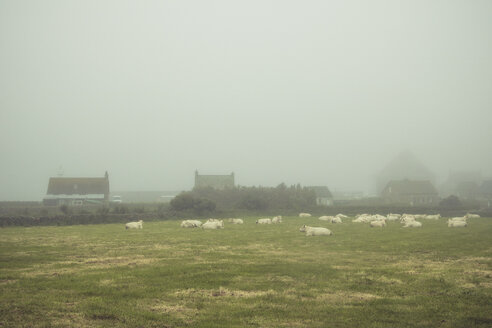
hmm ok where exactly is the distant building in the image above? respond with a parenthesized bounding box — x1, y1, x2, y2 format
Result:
(381, 179, 439, 206)
(455, 181, 480, 200)
(194, 170, 235, 190)
(376, 152, 435, 194)
(479, 180, 492, 206)
(306, 186, 333, 206)
(331, 191, 365, 204)
(43, 172, 110, 206)
(440, 171, 483, 198)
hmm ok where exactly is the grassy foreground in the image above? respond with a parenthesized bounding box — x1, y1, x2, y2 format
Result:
(0, 217, 491, 327)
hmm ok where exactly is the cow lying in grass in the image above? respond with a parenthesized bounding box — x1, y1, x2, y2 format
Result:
(272, 216, 283, 224)
(299, 225, 332, 236)
(126, 220, 143, 229)
(181, 220, 202, 228)
(370, 219, 386, 228)
(448, 220, 467, 228)
(202, 220, 224, 229)
(403, 221, 422, 228)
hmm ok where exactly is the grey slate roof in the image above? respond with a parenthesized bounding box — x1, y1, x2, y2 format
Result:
(47, 177, 109, 196)
(382, 180, 438, 195)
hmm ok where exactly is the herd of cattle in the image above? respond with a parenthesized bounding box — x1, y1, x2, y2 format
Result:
(124, 212, 481, 236)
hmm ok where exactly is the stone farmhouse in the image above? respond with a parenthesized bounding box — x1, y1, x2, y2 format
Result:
(194, 170, 235, 190)
(376, 152, 435, 194)
(381, 179, 439, 206)
(480, 180, 492, 206)
(440, 171, 483, 199)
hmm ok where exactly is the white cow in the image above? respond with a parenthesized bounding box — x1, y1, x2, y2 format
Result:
(370, 219, 386, 227)
(372, 214, 387, 221)
(228, 218, 244, 224)
(256, 218, 272, 224)
(271, 216, 283, 223)
(299, 213, 312, 218)
(319, 216, 333, 221)
(180, 220, 197, 228)
(299, 225, 333, 236)
(187, 220, 203, 227)
(425, 214, 441, 220)
(336, 214, 348, 219)
(465, 213, 480, 219)
(386, 214, 401, 221)
(202, 220, 224, 229)
(353, 215, 370, 223)
(400, 215, 416, 224)
(355, 214, 385, 223)
(125, 220, 143, 229)
(403, 221, 422, 228)
(449, 216, 467, 223)
(331, 217, 342, 224)
(448, 220, 467, 228)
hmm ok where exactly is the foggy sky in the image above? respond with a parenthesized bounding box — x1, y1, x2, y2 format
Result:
(1, 1, 491, 201)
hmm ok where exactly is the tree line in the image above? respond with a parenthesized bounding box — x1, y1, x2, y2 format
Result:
(169, 184, 317, 215)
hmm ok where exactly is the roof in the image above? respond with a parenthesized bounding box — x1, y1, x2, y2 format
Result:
(306, 186, 333, 198)
(382, 180, 438, 196)
(43, 194, 105, 199)
(46, 177, 109, 196)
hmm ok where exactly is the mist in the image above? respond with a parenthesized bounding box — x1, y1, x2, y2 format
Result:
(1, 0, 491, 201)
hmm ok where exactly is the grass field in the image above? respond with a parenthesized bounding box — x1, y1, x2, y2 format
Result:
(0, 217, 491, 327)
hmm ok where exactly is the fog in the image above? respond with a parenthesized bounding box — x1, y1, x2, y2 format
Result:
(1, 1, 491, 201)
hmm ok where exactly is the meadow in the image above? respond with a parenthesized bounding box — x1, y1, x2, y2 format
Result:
(0, 216, 491, 327)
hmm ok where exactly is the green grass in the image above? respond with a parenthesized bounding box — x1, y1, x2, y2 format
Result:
(0, 217, 491, 327)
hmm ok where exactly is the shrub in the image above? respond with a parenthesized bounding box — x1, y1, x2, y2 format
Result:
(439, 195, 463, 209)
(112, 205, 128, 214)
(170, 194, 196, 211)
(59, 205, 72, 215)
(170, 193, 216, 215)
(193, 198, 216, 214)
(97, 206, 110, 215)
(238, 195, 268, 210)
(134, 206, 145, 214)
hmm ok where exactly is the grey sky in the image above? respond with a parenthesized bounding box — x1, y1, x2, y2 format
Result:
(1, 1, 491, 200)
